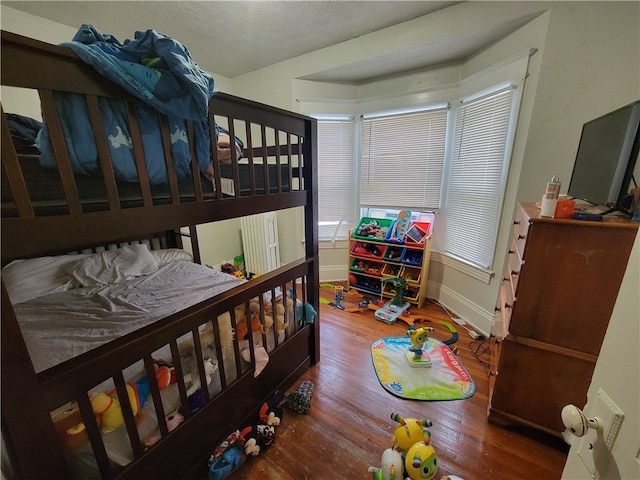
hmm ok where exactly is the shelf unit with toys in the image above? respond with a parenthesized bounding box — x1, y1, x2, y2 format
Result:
(347, 216, 432, 308)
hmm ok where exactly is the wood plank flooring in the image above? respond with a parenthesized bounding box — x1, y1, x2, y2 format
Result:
(230, 284, 569, 479)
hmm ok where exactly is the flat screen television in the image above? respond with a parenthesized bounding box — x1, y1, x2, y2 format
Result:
(567, 100, 640, 215)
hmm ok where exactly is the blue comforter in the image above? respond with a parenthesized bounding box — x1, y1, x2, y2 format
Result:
(37, 25, 240, 185)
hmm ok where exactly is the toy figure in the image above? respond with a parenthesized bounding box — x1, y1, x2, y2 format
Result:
(390, 413, 432, 454)
(260, 390, 286, 426)
(239, 424, 275, 456)
(368, 448, 404, 480)
(382, 276, 408, 307)
(404, 440, 438, 480)
(405, 325, 434, 367)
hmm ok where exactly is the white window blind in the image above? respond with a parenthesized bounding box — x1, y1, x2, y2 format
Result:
(360, 108, 447, 209)
(444, 86, 516, 269)
(317, 119, 356, 240)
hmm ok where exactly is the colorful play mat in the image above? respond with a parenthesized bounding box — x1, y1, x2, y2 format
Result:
(371, 336, 476, 401)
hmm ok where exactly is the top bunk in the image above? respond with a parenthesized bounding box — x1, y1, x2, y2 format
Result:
(1, 30, 318, 264)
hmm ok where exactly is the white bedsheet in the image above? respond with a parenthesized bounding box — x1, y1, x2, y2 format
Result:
(12, 261, 245, 373)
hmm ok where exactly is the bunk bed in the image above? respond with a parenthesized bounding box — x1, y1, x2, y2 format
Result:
(0, 30, 319, 480)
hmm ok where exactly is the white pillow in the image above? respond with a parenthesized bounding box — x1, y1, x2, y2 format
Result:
(64, 244, 158, 286)
(1, 253, 91, 304)
(149, 248, 193, 266)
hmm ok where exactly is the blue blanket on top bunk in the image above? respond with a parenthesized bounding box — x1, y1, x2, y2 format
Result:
(37, 25, 239, 185)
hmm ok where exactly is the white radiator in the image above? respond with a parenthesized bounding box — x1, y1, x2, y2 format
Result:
(241, 212, 280, 275)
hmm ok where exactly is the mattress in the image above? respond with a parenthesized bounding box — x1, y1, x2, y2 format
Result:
(1, 155, 292, 217)
(12, 260, 245, 373)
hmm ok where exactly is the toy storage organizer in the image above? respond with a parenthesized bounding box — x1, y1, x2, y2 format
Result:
(347, 217, 432, 307)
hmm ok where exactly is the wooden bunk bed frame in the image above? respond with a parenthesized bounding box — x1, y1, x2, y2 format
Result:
(1, 31, 319, 480)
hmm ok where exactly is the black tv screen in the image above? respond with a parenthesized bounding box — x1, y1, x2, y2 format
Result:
(568, 100, 640, 213)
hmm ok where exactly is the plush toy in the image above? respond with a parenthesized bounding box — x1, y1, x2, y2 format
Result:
(239, 424, 275, 456)
(153, 358, 177, 389)
(285, 380, 314, 414)
(390, 412, 432, 454)
(208, 430, 247, 480)
(259, 390, 286, 426)
(235, 311, 268, 341)
(368, 447, 404, 480)
(184, 357, 218, 397)
(78, 378, 149, 433)
(143, 410, 184, 448)
(266, 302, 288, 332)
(404, 440, 438, 480)
(55, 360, 179, 448)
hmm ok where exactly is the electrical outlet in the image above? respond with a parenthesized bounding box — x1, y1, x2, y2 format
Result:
(577, 389, 625, 479)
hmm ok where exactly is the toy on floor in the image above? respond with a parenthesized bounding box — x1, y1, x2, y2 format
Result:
(260, 390, 286, 426)
(285, 380, 314, 414)
(404, 440, 438, 480)
(208, 430, 247, 480)
(390, 413, 432, 454)
(367, 413, 462, 480)
(368, 447, 404, 480)
(374, 277, 410, 324)
(438, 321, 459, 346)
(239, 424, 275, 456)
(405, 325, 434, 368)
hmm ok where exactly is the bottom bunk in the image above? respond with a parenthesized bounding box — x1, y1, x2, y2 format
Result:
(1, 243, 318, 480)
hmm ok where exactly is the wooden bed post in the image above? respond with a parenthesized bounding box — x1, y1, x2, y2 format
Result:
(304, 117, 320, 364)
(1, 285, 72, 479)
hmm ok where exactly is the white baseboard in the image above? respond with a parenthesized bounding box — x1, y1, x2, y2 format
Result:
(319, 265, 348, 283)
(430, 281, 493, 337)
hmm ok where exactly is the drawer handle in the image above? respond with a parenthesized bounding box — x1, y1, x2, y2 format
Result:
(502, 277, 509, 282)
(508, 249, 515, 255)
(518, 234, 526, 240)
(504, 302, 512, 309)
(511, 270, 519, 276)
(513, 220, 520, 225)
(494, 306, 501, 312)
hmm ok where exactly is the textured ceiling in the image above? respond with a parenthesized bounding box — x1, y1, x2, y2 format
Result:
(3, 1, 536, 84)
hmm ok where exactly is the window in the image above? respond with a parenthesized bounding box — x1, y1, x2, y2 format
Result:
(317, 118, 356, 241)
(360, 107, 448, 210)
(443, 86, 518, 269)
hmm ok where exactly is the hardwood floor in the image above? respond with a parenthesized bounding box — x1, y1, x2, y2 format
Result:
(231, 284, 569, 479)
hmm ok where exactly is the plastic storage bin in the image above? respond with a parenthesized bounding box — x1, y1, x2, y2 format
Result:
(400, 266, 421, 286)
(351, 242, 385, 259)
(381, 263, 402, 277)
(352, 217, 393, 241)
(404, 221, 431, 246)
(365, 261, 384, 277)
(383, 246, 405, 263)
(401, 248, 423, 266)
(349, 273, 381, 293)
(350, 258, 368, 273)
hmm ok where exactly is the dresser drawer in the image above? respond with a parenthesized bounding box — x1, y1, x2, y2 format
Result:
(505, 239, 522, 295)
(511, 207, 530, 257)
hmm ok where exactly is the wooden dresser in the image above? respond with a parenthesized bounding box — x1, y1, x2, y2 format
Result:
(488, 202, 638, 436)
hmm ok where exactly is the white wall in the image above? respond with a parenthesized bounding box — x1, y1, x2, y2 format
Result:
(231, 1, 640, 336)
